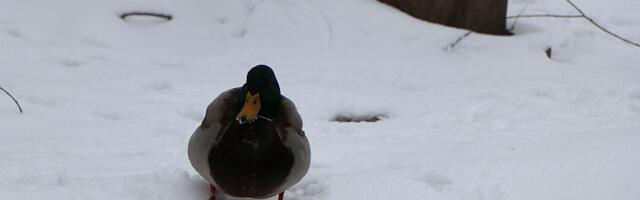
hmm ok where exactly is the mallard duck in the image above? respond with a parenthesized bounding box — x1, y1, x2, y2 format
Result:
(188, 65, 310, 200)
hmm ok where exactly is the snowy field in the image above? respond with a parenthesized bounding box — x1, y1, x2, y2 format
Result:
(1, 0, 640, 199)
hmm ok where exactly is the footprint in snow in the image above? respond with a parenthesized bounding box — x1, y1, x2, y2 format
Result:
(629, 88, 640, 100)
(629, 88, 640, 114)
(154, 60, 189, 69)
(529, 86, 557, 100)
(423, 173, 453, 192)
(93, 109, 122, 121)
(216, 177, 328, 200)
(81, 38, 110, 49)
(139, 79, 173, 91)
(608, 17, 639, 27)
(5, 29, 24, 39)
(57, 58, 84, 68)
(287, 178, 329, 200)
(233, 28, 248, 38)
(22, 95, 60, 109)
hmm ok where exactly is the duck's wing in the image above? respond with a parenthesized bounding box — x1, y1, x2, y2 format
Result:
(188, 88, 241, 183)
(275, 96, 311, 190)
(276, 96, 303, 132)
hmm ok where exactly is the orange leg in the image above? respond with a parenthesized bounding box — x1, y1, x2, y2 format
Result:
(278, 191, 285, 200)
(209, 184, 216, 200)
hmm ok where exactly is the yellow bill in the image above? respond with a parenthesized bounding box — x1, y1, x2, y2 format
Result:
(236, 92, 261, 124)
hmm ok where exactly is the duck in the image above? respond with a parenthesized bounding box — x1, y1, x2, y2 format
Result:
(188, 65, 310, 200)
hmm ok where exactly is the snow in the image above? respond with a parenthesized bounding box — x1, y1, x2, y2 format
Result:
(1, 0, 639, 199)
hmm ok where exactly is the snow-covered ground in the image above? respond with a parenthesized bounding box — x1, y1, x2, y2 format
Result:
(1, 0, 639, 199)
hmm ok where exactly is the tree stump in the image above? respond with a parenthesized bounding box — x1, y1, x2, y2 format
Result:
(379, 0, 510, 35)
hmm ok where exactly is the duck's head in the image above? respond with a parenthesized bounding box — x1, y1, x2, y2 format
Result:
(236, 65, 281, 124)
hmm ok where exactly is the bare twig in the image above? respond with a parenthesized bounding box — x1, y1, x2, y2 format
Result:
(509, 4, 529, 32)
(566, 0, 640, 48)
(506, 1, 640, 49)
(120, 12, 172, 21)
(0, 86, 23, 113)
(507, 14, 583, 19)
(445, 0, 639, 51)
(444, 31, 473, 51)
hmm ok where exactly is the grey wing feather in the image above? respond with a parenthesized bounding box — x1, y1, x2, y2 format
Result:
(187, 88, 239, 183)
(275, 96, 310, 191)
(281, 96, 304, 135)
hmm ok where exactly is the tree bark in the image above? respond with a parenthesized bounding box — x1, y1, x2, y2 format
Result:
(380, 0, 510, 35)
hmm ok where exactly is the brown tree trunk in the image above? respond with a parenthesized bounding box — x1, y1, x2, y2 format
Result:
(379, 0, 510, 35)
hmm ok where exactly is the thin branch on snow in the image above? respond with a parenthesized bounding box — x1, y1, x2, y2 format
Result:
(444, 31, 473, 51)
(445, 0, 639, 51)
(509, 4, 529, 32)
(508, 1, 640, 49)
(0, 86, 23, 113)
(507, 14, 583, 19)
(120, 12, 173, 21)
(566, 0, 640, 48)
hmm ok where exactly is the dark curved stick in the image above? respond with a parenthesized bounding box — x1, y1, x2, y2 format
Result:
(509, 4, 528, 32)
(120, 12, 173, 21)
(507, 1, 640, 49)
(0, 86, 23, 113)
(566, 0, 640, 48)
(444, 31, 473, 51)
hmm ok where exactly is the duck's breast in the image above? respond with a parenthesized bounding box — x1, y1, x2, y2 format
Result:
(209, 121, 294, 198)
